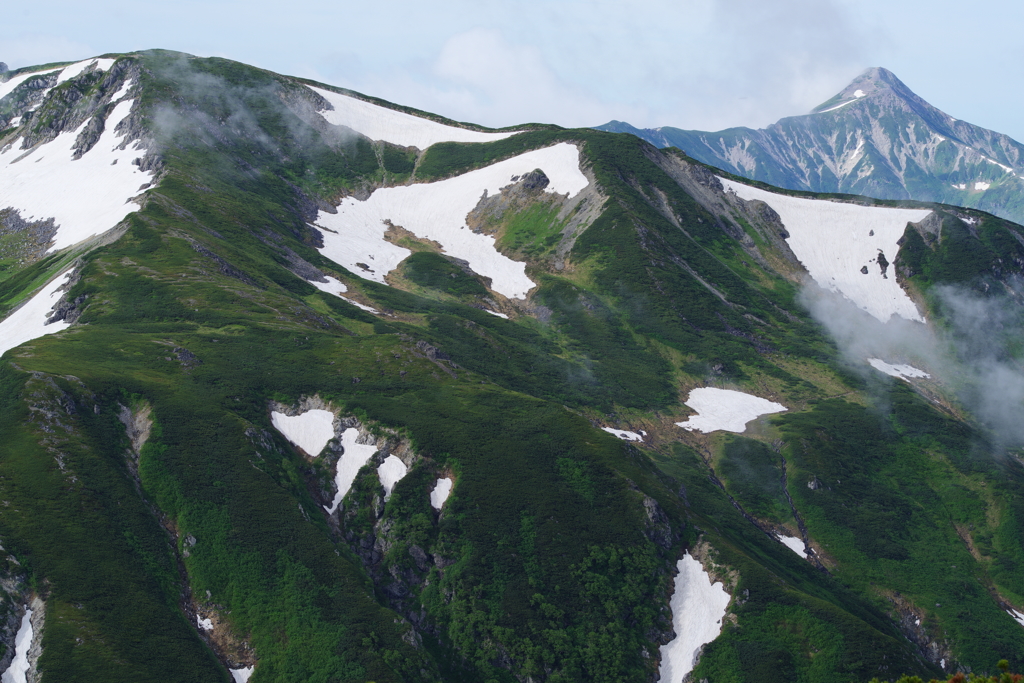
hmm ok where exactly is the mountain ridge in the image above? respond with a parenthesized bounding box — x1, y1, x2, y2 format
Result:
(0, 50, 1022, 682)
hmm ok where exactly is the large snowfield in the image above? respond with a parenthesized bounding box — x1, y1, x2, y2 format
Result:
(325, 428, 378, 514)
(308, 86, 519, 149)
(0, 270, 73, 357)
(676, 387, 787, 434)
(0, 92, 152, 252)
(314, 143, 589, 299)
(658, 554, 731, 683)
(719, 177, 931, 322)
(270, 409, 335, 456)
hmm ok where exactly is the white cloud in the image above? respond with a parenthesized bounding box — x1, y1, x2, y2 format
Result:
(322, 28, 647, 130)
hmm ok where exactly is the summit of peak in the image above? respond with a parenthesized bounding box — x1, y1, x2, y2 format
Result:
(812, 67, 919, 113)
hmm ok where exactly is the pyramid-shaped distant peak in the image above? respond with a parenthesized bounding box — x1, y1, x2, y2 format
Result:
(811, 67, 918, 113)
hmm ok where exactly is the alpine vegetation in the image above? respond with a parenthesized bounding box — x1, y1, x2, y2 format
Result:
(0, 49, 1022, 683)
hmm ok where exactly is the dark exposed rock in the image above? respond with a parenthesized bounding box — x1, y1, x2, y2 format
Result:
(415, 340, 450, 361)
(173, 346, 202, 370)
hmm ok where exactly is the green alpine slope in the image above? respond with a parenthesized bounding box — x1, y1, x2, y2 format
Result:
(0, 50, 1021, 683)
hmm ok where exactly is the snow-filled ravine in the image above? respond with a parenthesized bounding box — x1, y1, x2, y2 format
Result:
(0, 270, 74, 357)
(1, 606, 33, 683)
(719, 177, 931, 322)
(676, 388, 786, 434)
(0, 93, 152, 252)
(1010, 609, 1024, 628)
(230, 666, 254, 683)
(779, 535, 809, 559)
(659, 553, 731, 683)
(868, 358, 930, 380)
(308, 86, 519, 149)
(325, 428, 378, 514)
(314, 143, 589, 299)
(377, 455, 408, 501)
(270, 408, 335, 456)
(430, 477, 453, 510)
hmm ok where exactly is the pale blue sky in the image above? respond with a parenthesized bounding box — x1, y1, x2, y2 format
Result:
(2, 0, 1022, 138)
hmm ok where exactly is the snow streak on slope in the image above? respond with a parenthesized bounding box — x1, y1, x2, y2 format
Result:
(270, 409, 335, 456)
(1, 607, 33, 683)
(659, 554, 731, 683)
(377, 455, 408, 501)
(601, 428, 643, 442)
(326, 428, 378, 514)
(0, 69, 59, 101)
(0, 270, 73, 357)
(0, 96, 153, 251)
(719, 177, 931, 322)
(430, 477, 453, 510)
(308, 276, 380, 313)
(55, 58, 116, 85)
(315, 143, 588, 299)
(676, 388, 786, 434)
(309, 86, 518, 149)
(868, 358, 930, 380)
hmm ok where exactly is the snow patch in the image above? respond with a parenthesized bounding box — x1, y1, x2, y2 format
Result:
(230, 667, 254, 683)
(430, 477, 453, 510)
(868, 358, 930, 380)
(325, 428, 378, 514)
(309, 86, 518, 149)
(720, 177, 931, 322)
(484, 309, 509, 319)
(659, 554, 731, 683)
(271, 409, 335, 456)
(601, 428, 643, 442)
(1, 607, 33, 683)
(197, 616, 214, 631)
(1009, 609, 1024, 627)
(779, 535, 808, 559)
(0, 270, 73, 357)
(56, 58, 116, 85)
(984, 157, 1013, 173)
(952, 183, 967, 190)
(0, 97, 153, 251)
(315, 143, 588, 299)
(854, 89, 866, 98)
(377, 455, 408, 501)
(675, 388, 786, 434)
(974, 181, 991, 191)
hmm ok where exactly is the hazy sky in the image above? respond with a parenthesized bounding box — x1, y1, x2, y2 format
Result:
(3, 0, 1023, 138)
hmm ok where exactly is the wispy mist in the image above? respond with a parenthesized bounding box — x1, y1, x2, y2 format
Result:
(800, 277, 1024, 449)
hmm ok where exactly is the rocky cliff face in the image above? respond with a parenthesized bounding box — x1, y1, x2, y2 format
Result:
(599, 68, 1024, 225)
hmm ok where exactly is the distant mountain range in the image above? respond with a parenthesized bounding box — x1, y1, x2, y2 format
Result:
(598, 67, 1024, 224)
